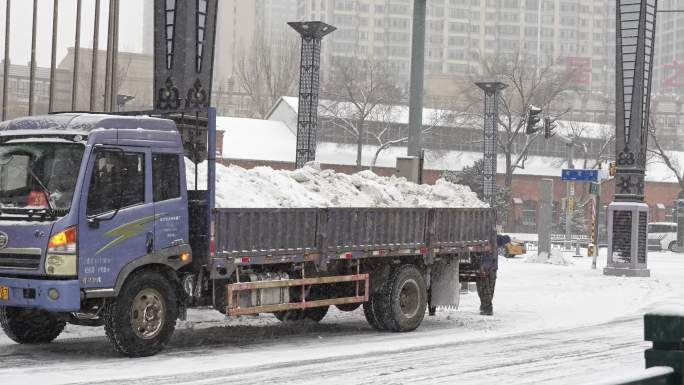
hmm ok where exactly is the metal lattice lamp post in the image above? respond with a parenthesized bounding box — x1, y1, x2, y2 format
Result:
(476, 82, 507, 207)
(288, 21, 335, 169)
(604, 0, 658, 277)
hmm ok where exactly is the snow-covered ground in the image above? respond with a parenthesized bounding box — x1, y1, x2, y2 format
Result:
(2, 250, 683, 384)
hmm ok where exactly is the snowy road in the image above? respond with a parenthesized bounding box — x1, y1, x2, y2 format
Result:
(76, 316, 647, 385)
(1, 251, 682, 384)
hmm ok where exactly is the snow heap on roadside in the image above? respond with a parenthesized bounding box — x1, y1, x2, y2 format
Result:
(186, 161, 487, 209)
(525, 250, 573, 266)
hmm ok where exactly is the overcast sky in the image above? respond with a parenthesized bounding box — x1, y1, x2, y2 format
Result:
(0, 0, 145, 67)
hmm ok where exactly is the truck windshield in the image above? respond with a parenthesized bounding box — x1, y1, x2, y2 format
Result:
(0, 142, 84, 214)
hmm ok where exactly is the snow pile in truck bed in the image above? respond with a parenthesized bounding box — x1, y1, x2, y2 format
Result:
(186, 161, 487, 208)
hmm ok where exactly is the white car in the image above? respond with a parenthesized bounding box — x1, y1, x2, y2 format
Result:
(647, 222, 678, 251)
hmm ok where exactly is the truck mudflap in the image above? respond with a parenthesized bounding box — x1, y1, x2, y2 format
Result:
(0, 276, 81, 312)
(429, 260, 460, 309)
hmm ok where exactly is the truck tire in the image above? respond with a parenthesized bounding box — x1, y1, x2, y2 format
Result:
(103, 271, 178, 357)
(0, 306, 65, 344)
(335, 303, 361, 312)
(377, 265, 427, 332)
(274, 306, 329, 323)
(363, 294, 387, 330)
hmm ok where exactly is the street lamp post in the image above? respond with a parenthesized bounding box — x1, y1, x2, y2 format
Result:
(475, 82, 507, 207)
(604, 0, 658, 277)
(288, 21, 335, 169)
(407, 0, 427, 159)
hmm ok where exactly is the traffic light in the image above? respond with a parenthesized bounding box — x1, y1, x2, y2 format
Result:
(587, 244, 595, 257)
(609, 161, 617, 177)
(544, 117, 557, 139)
(525, 105, 543, 135)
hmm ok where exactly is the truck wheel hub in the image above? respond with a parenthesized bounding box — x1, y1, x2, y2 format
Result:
(130, 288, 165, 339)
(399, 279, 420, 318)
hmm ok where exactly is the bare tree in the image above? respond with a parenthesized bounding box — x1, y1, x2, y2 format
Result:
(322, 58, 405, 167)
(470, 51, 579, 187)
(367, 104, 475, 169)
(564, 120, 615, 170)
(648, 114, 684, 191)
(236, 34, 299, 118)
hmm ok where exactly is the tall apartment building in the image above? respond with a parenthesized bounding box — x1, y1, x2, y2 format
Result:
(297, 0, 617, 120)
(210, 0, 299, 116)
(650, 0, 684, 146)
(654, 0, 684, 95)
(214, 0, 298, 91)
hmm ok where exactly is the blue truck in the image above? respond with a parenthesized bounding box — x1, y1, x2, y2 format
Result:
(0, 109, 496, 357)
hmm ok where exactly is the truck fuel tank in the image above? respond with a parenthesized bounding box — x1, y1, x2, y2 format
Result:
(231, 272, 290, 310)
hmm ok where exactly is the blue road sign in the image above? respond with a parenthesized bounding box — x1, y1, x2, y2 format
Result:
(561, 169, 599, 182)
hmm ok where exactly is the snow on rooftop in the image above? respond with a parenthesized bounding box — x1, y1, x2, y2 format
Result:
(277, 96, 615, 139)
(217, 116, 295, 162)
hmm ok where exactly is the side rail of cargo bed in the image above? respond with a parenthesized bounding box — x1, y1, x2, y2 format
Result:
(429, 208, 496, 250)
(211, 207, 495, 272)
(213, 208, 320, 262)
(322, 208, 428, 258)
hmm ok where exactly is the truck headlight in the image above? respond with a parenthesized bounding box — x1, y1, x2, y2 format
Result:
(45, 227, 77, 276)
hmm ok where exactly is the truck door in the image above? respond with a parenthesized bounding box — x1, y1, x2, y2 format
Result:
(151, 152, 188, 251)
(78, 147, 155, 289)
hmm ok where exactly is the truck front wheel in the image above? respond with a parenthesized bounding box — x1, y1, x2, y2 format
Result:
(103, 271, 178, 357)
(377, 265, 427, 332)
(0, 306, 65, 344)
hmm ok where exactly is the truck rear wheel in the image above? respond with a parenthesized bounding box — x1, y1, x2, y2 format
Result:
(0, 306, 65, 344)
(377, 265, 427, 332)
(363, 294, 387, 330)
(103, 271, 178, 357)
(274, 306, 329, 323)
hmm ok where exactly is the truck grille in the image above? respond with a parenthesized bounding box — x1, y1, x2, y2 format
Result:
(0, 252, 41, 270)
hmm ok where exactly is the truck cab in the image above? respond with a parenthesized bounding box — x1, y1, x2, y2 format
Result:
(0, 114, 199, 354)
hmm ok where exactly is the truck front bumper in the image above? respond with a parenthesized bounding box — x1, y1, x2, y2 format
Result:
(0, 276, 80, 312)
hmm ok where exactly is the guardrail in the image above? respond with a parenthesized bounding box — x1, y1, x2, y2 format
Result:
(588, 309, 684, 385)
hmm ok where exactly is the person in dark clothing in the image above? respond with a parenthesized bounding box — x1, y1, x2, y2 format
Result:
(476, 234, 508, 316)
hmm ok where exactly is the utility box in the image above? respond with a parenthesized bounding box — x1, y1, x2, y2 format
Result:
(396, 156, 421, 183)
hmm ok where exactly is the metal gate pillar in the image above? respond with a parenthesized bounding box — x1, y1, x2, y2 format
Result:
(605, 0, 658, 277)
(153, 0, 219, 114)
(288, 22, 335, 169)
